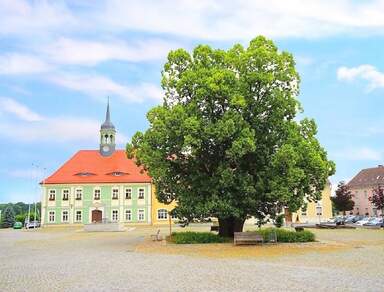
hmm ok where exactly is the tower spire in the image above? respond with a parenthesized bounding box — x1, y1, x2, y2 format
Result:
(105, 96, 111, 123)
(100, 97, 116, 156)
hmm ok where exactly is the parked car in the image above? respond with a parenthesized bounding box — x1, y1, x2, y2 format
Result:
(364, 217, 384, 227)
(355, 217, 370, 226)
(25, 221, 41, 229)
(13, 222, 23, 229)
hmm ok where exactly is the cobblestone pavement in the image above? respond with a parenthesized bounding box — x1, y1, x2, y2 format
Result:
(0, 227, 383, 292)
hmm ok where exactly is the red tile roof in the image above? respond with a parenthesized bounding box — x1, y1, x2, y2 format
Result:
(42, 150, 151, 184)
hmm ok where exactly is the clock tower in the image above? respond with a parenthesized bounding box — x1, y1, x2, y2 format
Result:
(99, 99, 116, 157)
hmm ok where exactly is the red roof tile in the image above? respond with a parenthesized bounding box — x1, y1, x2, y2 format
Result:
(42, 150, 151, 184)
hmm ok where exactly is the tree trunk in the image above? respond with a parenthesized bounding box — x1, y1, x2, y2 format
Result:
(218, 217, 245, 237)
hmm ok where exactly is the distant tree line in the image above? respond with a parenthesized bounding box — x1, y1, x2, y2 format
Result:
(0, 202, 41, 228)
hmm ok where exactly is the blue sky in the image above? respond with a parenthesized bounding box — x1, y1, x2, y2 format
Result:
(1, 0, 384, 203)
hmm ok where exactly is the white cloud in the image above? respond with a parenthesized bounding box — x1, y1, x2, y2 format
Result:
(0, 0, 76, 36)
(43, 37, 180, 66)
(333, 147, 382, 161)
(0, 97, 128, 145)
(0, 97, 43, 121)
(4, 0, 384, 40)
(101, 0, 384, 39)
(0, 54, 51, 75)
(48, 73, 163, 102)
(337, 65, 384, 91)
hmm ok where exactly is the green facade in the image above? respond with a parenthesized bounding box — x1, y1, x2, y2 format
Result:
(42, 183, 151, 225)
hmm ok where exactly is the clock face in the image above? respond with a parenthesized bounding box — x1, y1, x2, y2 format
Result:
(102, 145, 110, 152)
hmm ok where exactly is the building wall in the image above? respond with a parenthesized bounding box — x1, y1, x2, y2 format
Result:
(151, 185, 177, 225)
(349, 187, 381, 216)
(41, 183, 152, 226)
(291, 182, 333, 223)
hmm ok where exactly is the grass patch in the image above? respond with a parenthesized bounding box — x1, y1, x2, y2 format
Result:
(170, 231, 228, 244)
(255, 227, 315, 243)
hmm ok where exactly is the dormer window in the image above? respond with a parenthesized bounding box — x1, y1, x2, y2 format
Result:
(75, 172, 95, 177)
(107, 171, 128, 177)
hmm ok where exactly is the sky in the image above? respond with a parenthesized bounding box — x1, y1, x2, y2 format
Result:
(1, 0, 384, 203)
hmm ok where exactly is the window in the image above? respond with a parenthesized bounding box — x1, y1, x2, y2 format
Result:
(171, 213, 178, 220)
(94, 189, 101, 200)
(112, 210, 119, 221)
(157, 209, 168, 220)
(112, 188, 119, 200)
(301, 210, 307, 216)
(316, 206, 322, 216)
(125, 188, 132, 200)
(138, 188, 145, 200)
(75, 211, 82, 222)
(62, 210, 69, 222)
(76, 189, 82, 200)
(48, 211, 55, 222)
(138, 209, 145, 221)
(125, 209, 132, 221)
(49, 190, 56, 201)
(62, 189, 69, 201)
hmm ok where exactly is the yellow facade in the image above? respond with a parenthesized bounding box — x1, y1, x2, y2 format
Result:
(151, 185, 177, 225)
(291, 181, 333, 223)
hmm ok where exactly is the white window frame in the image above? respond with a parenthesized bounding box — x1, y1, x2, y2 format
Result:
(62, 189, 69, 201)
(62, 210, 69, 223)
(75, 210, 82, 222)
(94, 188, 101, 200)
(48, 189, 56, 201)
(48, 211, 55, 223)
(138, 188, 145, 200)
(138, 209, 145, 221)
(75, 188, 83, 200)
(125, 209, 132, 221)
(112, 188, 119, 200)
(316, 206, 323, 216)
(125, 188, 132, 200)
(157, 209, 168, 220)
(111, 209, 119, 222)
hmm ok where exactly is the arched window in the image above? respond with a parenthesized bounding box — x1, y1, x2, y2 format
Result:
(157, 209, 168, 220)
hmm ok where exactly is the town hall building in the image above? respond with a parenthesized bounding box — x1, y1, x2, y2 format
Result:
(40, 102, 175, 226)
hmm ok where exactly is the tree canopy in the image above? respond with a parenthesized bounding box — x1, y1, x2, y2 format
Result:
(370, 187, 384, 216)
(127, 36, 335, 236)
(2, 206, 15, 228)
(331, 181, 354, 215)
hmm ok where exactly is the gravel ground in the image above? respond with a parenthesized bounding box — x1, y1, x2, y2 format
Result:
(0, 227, 383, 292)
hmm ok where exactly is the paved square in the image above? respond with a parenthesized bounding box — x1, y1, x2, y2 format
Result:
(1, 226, 383, 291)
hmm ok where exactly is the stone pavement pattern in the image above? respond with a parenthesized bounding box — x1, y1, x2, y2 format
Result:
(0, 227, 383, 291)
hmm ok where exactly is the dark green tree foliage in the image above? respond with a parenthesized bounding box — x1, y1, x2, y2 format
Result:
(370, 187, 384, 216)
(127, 36, 335, 237)
(2, 206, 15, 228)
(331, 181, 354, 215)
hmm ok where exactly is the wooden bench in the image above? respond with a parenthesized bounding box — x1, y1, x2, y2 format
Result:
(234, 232, 263, 245)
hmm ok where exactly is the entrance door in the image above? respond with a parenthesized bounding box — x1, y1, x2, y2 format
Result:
(92, 210, 102, 223)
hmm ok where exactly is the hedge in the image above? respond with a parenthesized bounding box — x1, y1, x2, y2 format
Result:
(170, 232, 227, 244)
(255, 227, 315, 242)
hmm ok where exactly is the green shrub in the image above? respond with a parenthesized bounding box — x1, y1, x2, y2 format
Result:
(171, 232, 227, 244)
(255, 227, 315, 243)
(274, 214, 285, 228)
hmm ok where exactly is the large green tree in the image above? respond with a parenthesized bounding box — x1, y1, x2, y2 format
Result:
(127, 36, 335, 237)
(331, 181, 354, 215)
(2, 206, 15, 228)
